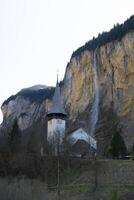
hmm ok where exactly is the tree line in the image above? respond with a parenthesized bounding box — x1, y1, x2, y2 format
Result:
(2, 87, 54, 106)
(72, 15, 134, 58)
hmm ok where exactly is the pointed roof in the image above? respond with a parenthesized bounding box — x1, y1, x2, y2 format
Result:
(67, 128, 97, 150)
(47, 80, 66, 116)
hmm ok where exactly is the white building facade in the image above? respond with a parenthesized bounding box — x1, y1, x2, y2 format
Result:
(47, 118, 66, 144)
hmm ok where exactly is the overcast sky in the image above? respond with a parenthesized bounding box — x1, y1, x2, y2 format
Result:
(0, 0, 133, 123)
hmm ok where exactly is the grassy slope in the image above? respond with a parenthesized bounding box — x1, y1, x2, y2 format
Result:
(0, 159, 133, 200)
(55, 159, 134, 200)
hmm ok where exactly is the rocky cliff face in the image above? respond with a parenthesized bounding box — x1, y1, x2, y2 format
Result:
(0, 86, 54, 134)
(62, 31, 134, 153)
(0, 29, 134, 155)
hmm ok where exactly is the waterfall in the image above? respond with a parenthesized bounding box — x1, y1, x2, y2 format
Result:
(89, 51, 99, 138)
(67, 51, 99, 150)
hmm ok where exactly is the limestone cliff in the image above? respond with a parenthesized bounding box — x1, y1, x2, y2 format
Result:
(62, 31, 134, 153)
(0, 86, 54, 133)
(0, 17, 134, 155)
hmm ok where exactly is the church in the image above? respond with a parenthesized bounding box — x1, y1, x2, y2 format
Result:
(46, 78, 97, 156)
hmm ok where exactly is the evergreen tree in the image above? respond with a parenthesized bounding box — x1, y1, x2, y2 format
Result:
(72, 15, 134, 58)
(110, 129, 127, 158)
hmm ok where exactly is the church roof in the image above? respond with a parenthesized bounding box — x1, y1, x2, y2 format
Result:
(47, 80, 66, 116)
(67, 128, 97, 150)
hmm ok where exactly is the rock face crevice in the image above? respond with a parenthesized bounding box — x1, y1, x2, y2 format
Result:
(0, 30, 134, 155)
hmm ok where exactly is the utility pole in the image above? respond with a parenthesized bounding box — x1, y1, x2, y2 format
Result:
(57, 155, 60, 200)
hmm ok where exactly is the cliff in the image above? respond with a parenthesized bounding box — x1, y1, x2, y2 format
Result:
(0, 16, 134, 155)
(1, 86, 54, 131)
(62, 30, 134, 154)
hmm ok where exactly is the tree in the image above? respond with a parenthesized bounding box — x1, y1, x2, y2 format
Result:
(110, 129, 127, 158)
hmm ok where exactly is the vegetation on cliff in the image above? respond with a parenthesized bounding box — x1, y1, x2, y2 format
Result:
(2, 87, 55, 106)
(110, 129, 127, 158)
(72, 15, 134, 58)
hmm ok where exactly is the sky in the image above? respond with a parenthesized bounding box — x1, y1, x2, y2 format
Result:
(0, 0, 134, 123)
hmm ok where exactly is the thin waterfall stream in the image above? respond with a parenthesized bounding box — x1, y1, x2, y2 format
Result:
(68, 50, 99, 150)
(89, 51, 100, 139)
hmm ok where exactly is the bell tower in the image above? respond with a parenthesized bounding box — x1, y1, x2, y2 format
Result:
(47, 78, 67, 153)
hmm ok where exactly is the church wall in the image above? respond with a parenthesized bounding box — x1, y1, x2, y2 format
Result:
(47, 118, 65, 143)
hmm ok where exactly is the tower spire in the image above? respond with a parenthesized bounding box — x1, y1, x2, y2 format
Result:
(47, 74, 66, 117)
(47, 74, 66, 155)
(57, 69, 59, 84)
